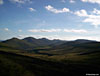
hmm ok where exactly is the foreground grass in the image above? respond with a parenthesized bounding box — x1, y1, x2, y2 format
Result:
(0, 50, 100, 76)
(0, 51, 69, 76)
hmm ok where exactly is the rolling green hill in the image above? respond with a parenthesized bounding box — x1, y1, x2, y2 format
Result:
(0, 42, 21, 53)
(0, 37, 100, 76)
(2, 38, 37, 50)
(23, 37, 66, 46)
(0, 50, 100, 76)
(47, 40, 100, 55)
(1, 37, 100, 55)
(1, 37, 66, 51)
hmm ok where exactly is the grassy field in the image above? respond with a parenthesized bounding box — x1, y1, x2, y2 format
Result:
(0, 41, 100, 76)
(0, 49, 100, 76)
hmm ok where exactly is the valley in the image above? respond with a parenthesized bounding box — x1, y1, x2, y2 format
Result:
(0, 37, 100, 76)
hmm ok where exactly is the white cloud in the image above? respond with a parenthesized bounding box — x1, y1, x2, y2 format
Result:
(0, 0, 3, 5)
(16, 34, 60, 40)
(28, 29, 61, 33)
(17, 35, 23, 38)
(70, 0, 75, 3)
(4, 28, 9, 31)
(83, 15, 100, 28)
(45, 5, 100, 28)
(29, 8, 35, 12)
(64, 29, 87, 33)
(9, 0, 32, 4)
(61, 0, 75, 3)
(16, 34, 100, 41)
(62, 36, 100, 41)
(74, 9, 100, 28)
(93, 8, 100, 15)
(28, 29, 88, 33)
(74, 9, 88, 17)
(81, 0, 100, 4)
(18, 30, 22, 32)
(10, 0, 24, 3)
(45, 5, 70, 14)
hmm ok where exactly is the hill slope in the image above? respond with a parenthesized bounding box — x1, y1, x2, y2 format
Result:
(0, 38, 100, 76)
(0, 50, 100, 76)
(23, 37, 66, 46)
(1, 37, 66, 50)
(2, 38, 35, 50)
(45, 40, 100, 55)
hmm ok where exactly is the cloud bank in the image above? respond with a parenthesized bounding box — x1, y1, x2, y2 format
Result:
(45, 5, 70, 14)
(81, 0, 100, 4)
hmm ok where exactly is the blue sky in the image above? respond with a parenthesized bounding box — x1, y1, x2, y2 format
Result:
(0, 0, 100, 41)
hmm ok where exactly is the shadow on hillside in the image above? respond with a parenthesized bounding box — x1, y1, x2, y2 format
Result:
(0, 51, 100, 76)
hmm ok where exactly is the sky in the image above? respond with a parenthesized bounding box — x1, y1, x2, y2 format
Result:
(0, 0, 100, 41)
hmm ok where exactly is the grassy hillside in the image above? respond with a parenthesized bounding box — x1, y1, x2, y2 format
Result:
(2, 37, 66, 51)
(44, 42, 100, 55)
(0, 38, 100, 76)
(23, 37, 52, 46)
(2, 38, 36, 50)
(0, 50, 100, 76)
(0, 42, 22, 53)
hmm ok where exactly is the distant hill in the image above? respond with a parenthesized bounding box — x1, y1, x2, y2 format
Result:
(75, 39, 97, 43)
(49, 39, 100, 55)
(0, 37, 100, 76)
(0, 42, 22, 53)
(23, 37, 51, 46)
(23, 37, 66, 46)
(52, 39, 98, 49)
(1, 37, 66, 50)
(2, 38, 36, 50)
(1, 37, 100, 55)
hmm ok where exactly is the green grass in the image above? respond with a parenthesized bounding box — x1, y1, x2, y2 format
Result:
(0, 50, 100, 76)
(0, 52, 34, 76)
(0, 41, 100, 76)
(0, 47, 21, 53)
